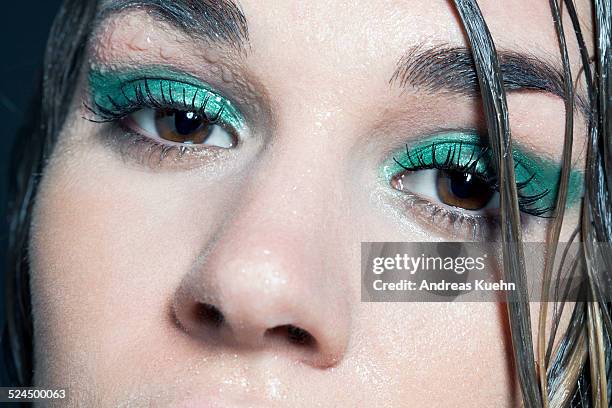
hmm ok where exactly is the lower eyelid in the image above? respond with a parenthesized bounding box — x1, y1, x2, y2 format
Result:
(99, 120, 233, 171)
(389, 188, 497, 240)
(394, 187, 547, 242)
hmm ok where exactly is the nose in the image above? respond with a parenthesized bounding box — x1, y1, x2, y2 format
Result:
(172, 185, 351, 369)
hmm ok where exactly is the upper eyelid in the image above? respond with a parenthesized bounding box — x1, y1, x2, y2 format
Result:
(389, 127, 563, 162)
(89, 68, 226, 104)
(87, 71, 246, 129)
(393, 141, 493, 174)
(121, 78, 226, 115)
(390, 131, 564, 175)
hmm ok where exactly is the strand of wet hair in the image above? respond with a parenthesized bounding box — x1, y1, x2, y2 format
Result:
(452, 1, 542, 407)
(584, 1, 612, 406)
(556, 1, 609, 407)
(537, 0, 575, 406)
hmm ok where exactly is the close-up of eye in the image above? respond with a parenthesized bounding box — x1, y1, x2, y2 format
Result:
(384, 132, 584, 226)
(126, 107, 236, 148)
(85, 71, 246, 166)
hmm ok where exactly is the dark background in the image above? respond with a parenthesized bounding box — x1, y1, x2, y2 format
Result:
(0, 1, 63, 332)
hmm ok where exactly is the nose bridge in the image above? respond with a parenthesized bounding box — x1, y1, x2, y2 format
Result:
(208, 147, 334, 328)
(227, 97, 346, 242)
(238, 153, 326, 229)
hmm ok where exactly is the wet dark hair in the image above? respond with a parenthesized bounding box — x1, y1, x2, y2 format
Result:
(2, 0, 611, 406)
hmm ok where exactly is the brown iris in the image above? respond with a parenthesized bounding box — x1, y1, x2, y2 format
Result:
(154, 109, 214, 144)
(435, 170, 494, 210)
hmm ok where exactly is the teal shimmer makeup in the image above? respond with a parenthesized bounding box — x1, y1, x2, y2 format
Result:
(88, 66, 245, 132)
(383, 132, 583, 216)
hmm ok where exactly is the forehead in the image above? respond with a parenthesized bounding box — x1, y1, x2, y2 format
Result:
(202, 0, 590, 99)
(238, 0, 573, 62)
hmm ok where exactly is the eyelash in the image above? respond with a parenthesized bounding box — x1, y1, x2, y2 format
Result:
(392, 141, 553, 218)
(84, 77, 240, 166)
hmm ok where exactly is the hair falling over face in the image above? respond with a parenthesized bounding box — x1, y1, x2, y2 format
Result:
(1, 0, 611, 407)
(453, 0, 612, 407)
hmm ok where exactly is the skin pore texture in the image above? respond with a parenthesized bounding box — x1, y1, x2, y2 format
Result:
(28, 0, 593, 407)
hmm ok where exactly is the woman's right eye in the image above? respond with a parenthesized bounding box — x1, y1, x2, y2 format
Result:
(126, 107, 237, 148)
(86, 68, 249, 168)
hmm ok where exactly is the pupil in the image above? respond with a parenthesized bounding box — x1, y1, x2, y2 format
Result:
(174, 111, 203, 135)
(449, 172, 480, 199)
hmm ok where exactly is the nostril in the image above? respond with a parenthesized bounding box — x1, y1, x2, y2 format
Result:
(266, 324, 316, 348)
(286, 325, 315, 346)
(193, 303, 224, 328)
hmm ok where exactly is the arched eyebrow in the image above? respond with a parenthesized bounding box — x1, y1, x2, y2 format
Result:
(390, 45, 587, 114)
(97, 0, 250, 53)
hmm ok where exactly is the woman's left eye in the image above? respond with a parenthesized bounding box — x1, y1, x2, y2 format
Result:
(384, 133, 572, 230)
(126, 108, 236, 148)
(391, 168, 499, 213)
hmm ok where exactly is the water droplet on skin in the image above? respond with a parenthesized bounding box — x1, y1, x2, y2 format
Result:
(221, 66, 234, 83)
(128, 33, 150, 51)
(159, 46, 178, 59)
(266, 377, 284, 400)
(203, 51, 221, 64)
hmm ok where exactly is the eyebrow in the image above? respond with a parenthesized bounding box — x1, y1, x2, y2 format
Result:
(97, 0, 249, 52)
(390, 45, 585, 111)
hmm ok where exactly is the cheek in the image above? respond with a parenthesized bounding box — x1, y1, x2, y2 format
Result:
(345, 303, 517, 407)
(28, 145, 233, 383)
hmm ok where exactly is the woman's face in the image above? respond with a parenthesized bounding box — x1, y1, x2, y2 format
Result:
(29, 0, 591, 406)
